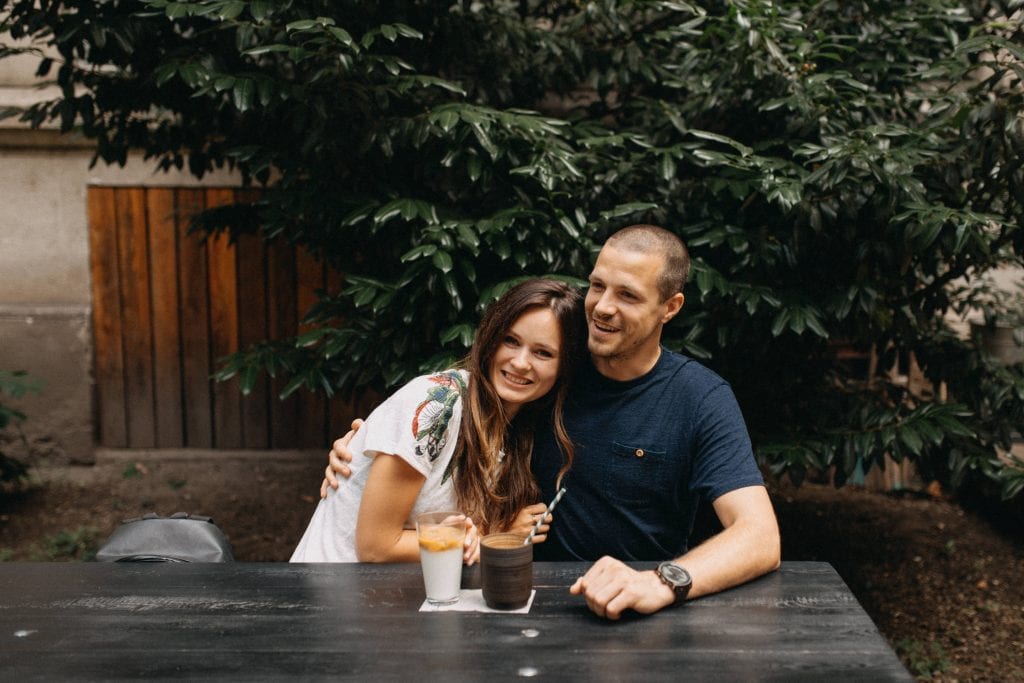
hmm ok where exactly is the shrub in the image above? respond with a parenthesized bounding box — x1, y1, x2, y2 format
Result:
(0, 370, 38, 486)
(2, 1, 1022, 499)
(42, 526, 102, 562)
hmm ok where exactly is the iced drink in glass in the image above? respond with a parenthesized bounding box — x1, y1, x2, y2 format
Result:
(416, 511, 466, 605)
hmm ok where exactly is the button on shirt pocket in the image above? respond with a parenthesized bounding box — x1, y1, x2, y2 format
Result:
(604, 442, 672, 505)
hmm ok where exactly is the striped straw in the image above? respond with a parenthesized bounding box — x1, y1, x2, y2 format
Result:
(522, 487, 566, 546)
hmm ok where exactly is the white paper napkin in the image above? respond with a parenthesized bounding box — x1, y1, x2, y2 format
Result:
(419, 588, 536, 613)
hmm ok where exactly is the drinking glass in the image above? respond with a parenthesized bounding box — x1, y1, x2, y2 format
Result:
(415, 511, 466, 605)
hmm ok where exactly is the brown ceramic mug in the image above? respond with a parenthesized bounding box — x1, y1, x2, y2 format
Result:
(480, 532, 533, 609)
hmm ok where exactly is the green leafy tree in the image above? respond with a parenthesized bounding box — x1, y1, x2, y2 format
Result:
(3, 0, 1023, 500)
(0, 371, 39, 485)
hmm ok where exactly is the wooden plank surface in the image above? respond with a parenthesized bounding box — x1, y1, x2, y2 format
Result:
(206, 188, 243, 449)
(88, 186, 352, 451)
(235, 230, 270, 449)
(295, 246, 326, 447)
(267, 239, 299, 448)
(322, 266, 382, 439)
(0, 562, 911, 681)
(87, 187, 128, 447)
(175, 189, 213, 448)
(145, 188, 184, 448)
(115, 188, 156, 447)
(232, 188, 271, 448)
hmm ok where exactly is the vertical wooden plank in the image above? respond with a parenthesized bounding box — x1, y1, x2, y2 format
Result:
(325, 265, 350, 442)
(87, 187, 128, 448)
(321, 265, 383, 442)
(234, 196, 270, 448)
(295, 246, 327, 447)
(234, 188, 270, 448)
(267, 239, 299, 448)
(177, 189, 214, 448)
(329, 387, 383, 446)
(146, 188, 185, 447)
(206, 188, 243, 448)
(116, 187, 156, 447)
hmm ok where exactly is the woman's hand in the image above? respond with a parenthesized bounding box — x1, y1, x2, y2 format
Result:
(507, 503, 550, 544)
(463, 517, 481, 566)
(320, 419, 363, 498)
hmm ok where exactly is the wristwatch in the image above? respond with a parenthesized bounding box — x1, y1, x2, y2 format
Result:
(655, 561, 692, 605)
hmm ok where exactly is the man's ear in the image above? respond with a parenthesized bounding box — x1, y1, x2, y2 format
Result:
(661, 293, 684, 324)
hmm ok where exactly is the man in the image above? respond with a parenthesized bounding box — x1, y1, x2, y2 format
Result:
(322, 225, 780, 619)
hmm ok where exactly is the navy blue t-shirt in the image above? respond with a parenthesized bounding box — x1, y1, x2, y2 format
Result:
(532, 347, 763, 561)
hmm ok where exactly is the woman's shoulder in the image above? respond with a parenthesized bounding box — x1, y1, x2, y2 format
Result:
(405, 370, 467, 465)
(423, 368, 469, 390)
(409, 369, 467, 424)
(395, 369, 468, 400)
(356, 369, 469, 470)
(380, 368, 468, 417)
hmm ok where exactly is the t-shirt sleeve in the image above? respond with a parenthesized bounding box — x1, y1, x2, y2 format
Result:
(689, 382, 764, 502)
(358, 372, 464, 479)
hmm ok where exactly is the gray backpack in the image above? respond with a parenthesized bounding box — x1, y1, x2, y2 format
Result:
(95, 512, 234, 563)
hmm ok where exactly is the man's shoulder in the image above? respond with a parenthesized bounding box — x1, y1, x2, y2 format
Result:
(658, 348, 729, 388)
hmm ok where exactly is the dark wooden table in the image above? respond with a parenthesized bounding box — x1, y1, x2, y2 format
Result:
(0, 561, 909, 681)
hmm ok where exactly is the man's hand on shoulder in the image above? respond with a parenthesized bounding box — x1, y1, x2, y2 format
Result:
(569, 556, 676, 620)
(318, 419, 364, 499)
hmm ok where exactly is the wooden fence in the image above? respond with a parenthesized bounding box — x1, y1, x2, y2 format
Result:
(88, 186, 373, 449)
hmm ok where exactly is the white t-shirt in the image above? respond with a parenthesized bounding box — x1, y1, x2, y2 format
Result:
(290, 370, 467, 562)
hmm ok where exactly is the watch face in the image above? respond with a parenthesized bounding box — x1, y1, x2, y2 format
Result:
(659, 562, 691, 587)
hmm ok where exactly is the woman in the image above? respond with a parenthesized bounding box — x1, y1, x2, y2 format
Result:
(290, 278, 586, 564)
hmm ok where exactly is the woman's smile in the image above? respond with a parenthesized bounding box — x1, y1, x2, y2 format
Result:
(500, 371, 532, 386)
(489, 307, 562, 417)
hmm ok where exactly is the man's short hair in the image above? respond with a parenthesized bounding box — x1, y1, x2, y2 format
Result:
(606, 225, 690, 301)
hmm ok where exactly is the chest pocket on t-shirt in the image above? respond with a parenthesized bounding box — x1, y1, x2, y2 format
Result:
(604, 442, 672, 505)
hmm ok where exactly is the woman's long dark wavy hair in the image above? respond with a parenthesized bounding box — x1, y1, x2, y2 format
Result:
(452, 278, 586, 534)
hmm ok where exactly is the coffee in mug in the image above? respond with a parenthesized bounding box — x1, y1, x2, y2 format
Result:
(480, 532, 533, 609)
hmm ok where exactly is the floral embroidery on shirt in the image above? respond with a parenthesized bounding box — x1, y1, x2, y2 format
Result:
(411, 371, 466, 477)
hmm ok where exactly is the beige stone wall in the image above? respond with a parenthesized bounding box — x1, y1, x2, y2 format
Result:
(0, 41, 239, 463)
(1, 147, 92, 305)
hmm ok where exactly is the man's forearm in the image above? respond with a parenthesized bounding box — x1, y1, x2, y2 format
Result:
(676, 522, 780, 599)
(675, 488, 781, 599)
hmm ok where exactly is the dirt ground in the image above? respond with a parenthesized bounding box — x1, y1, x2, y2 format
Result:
(1, 450, 1022, 682)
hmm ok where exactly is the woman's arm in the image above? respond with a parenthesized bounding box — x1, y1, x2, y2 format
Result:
(354, 454, 426, 562)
